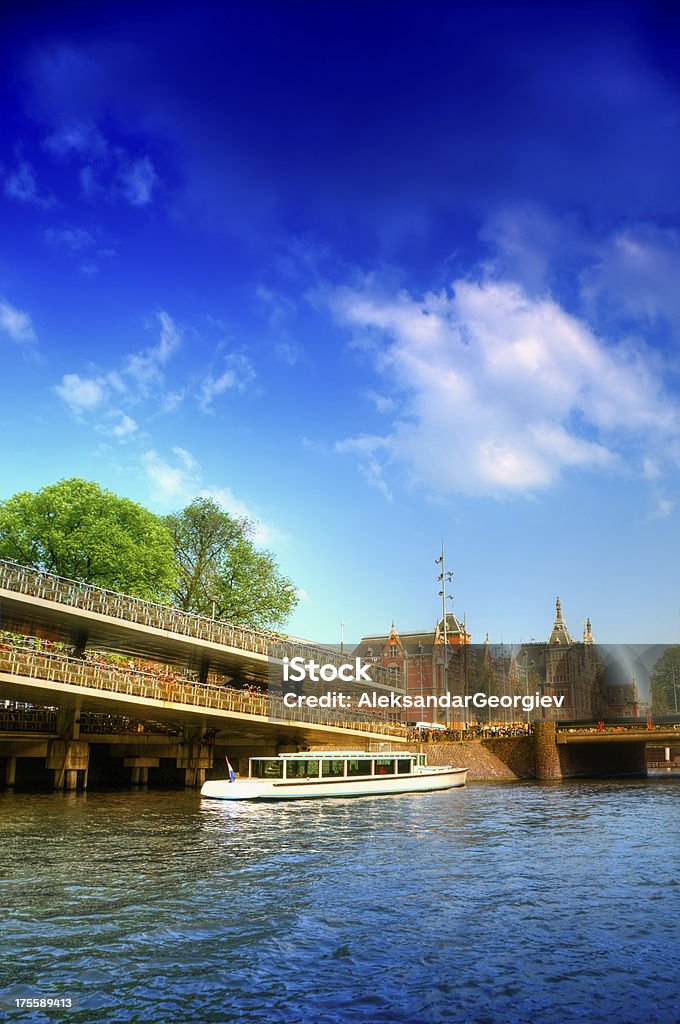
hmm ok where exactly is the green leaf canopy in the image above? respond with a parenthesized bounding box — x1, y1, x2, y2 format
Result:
(165, 497, 298, 629)
(0, 478, 177, 600)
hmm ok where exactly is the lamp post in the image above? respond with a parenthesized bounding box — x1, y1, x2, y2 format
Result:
(208, 594, 219, 620)
(435, 544, 454, 728)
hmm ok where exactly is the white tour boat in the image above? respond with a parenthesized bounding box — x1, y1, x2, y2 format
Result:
(200, 750, 467, 801)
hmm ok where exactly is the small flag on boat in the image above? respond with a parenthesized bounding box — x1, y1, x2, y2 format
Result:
(226, 756, 236, 783)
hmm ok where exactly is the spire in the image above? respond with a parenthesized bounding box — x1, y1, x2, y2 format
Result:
(549, 596, 573, 647)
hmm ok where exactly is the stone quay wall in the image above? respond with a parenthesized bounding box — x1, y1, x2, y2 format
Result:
(422, 736, 535, 780)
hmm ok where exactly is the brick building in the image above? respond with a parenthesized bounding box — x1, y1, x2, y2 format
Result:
(352, 613, 471, 724)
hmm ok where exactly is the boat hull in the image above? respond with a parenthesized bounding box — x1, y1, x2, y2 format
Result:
(201, 766, 467, 801)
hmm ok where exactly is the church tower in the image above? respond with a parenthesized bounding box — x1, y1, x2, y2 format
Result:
(549, 597, 573, 647)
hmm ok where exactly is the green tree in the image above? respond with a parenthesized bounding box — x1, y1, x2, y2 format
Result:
(165, 497, 298, 629)
(650, 645, 680, 715)
(0, 478, 177, 599)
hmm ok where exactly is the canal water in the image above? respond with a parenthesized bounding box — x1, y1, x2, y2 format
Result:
(1, 780, 678, 1024)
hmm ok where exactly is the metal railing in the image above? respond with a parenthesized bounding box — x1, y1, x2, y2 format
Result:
(0, 642, 407, 738)
(0, 558, 395, 688)
(0, 707, 176, 735)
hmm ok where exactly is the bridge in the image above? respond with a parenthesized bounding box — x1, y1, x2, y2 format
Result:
(0, 559, 407, 791)
(535, 721, 680, 778)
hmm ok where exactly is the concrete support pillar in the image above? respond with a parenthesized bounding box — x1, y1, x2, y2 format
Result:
(534, 721, 562, 780)
(5, 756, 17, 787)
(124, 758, 158, 787)
(47, 740, 89, 791)
(177, 727, 213, 788)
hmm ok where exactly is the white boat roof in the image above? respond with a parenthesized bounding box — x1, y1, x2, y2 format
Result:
(251, 751, 420, 760)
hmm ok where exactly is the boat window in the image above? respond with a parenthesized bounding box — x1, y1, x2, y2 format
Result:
(346, 759, 373, 777)
(374, 758, 395, 775)
(417, 754, 427, 767)
(251, 759, 283, 779)
(397, 759, 413, 774)
(321, 759, 345, 777)
(286, 759, 319, 778)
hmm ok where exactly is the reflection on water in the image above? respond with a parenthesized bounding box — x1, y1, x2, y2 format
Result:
(1, 781, 678, 1023)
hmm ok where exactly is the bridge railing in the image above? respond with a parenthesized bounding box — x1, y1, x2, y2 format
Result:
(0, 558, 396, 688)
(0, 643, 406, 738)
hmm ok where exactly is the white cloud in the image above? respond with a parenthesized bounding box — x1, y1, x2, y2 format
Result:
(141, 448, 200, 500)
(200, 485, 279, 546)
(274, 341, 301, 365)
(54, 373, 105, 412)
(44, 121, 108, 158)
(139, 452, 280, 543)
(172, 446, 199, 473)
(582, 224, 680, 330)
(651, 496, 674, 519)
(0, 299, 36, 345)
(328, 277, 680, 498)
(3, 161, 54, 208)
(200, 353, 256, 410)
(125, 311, 182, 392)
(110, 412, 138, 440)
(44, 226, 95, 251)
(119, 156, 157, 206)
(364, 389, 396, 414)
(334, 435, 393, 501)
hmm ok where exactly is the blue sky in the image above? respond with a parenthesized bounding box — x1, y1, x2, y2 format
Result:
(2, 1, 680, 644)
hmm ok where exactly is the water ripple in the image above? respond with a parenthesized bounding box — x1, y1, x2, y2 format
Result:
(0, 781, 678, 1023)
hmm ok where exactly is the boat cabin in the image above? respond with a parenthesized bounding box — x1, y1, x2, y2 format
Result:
(249, 751, 427, 780)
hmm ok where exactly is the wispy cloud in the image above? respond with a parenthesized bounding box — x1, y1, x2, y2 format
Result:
(44, 121, 107, 158)
(0, 299, 36, 345)
(125, 311, 182, 393)
(44, 226, 95, 251)
(54, 311, 182, 429)
(141, 447, 201, 500)
(110, 411, 138, 440)
(327, 276, 680, 499)
(3, 161, 54, 208)
(334, 435, 393, 502)
(139, 449, 279, 545)
(364, 389, 396, 414)
(43, 117, 158, 208)
(582, 224, 680, 333)
(200, 353, 256, 410)
(118, 156, 157, 206)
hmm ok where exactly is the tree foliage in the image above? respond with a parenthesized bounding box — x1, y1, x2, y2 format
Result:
(165, 497, 298, 629)
(650, 645, 680, 715)
(0, 478, 177, 599)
